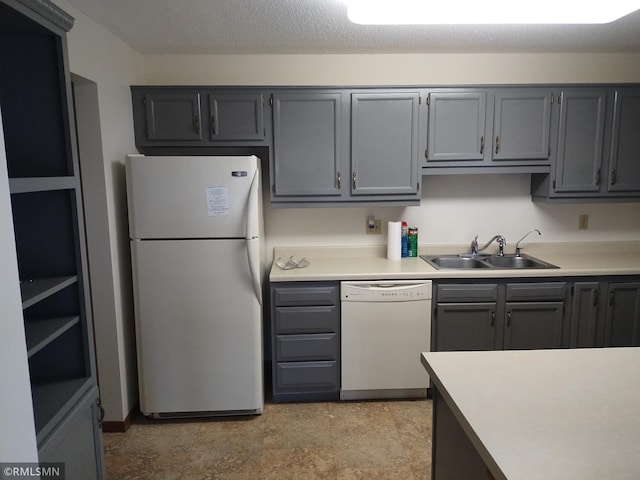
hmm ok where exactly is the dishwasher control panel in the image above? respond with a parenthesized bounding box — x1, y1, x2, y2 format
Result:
(341, 280, 432, 302)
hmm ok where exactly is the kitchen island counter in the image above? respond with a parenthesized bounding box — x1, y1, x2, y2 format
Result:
(421, 348, 640, 480)
(270, 242, 640, 281)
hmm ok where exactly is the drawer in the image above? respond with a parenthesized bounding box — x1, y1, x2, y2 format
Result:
(273, 283, 339, 306)
(437, 284, 498, 302)
(275, 361, 339, 392)
(276, 333, 338, 362)
(506, 282, 567, 301)
(274, 306, 339, 334)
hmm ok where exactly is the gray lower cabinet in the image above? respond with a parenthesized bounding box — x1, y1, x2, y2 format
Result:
(38, 387, 103, 480)
(605, 281, 640, 347)
(532, 87, 640, 201)
(434, 281, 569, 351)
(424, 88, 554, 173)
(570, 282, 603, 348)
(271, 282, 340, 402)
(131, 87, 267, 149)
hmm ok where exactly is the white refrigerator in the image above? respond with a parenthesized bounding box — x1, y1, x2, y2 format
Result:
(126, 154, 264, 417)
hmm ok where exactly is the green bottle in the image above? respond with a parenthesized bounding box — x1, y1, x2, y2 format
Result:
(408, 227, 418, 257)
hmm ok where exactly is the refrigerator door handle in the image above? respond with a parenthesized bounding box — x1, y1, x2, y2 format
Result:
(245, 168, 261, 305)
(245, 169, 260, 241)
(246, 238, 261, 305)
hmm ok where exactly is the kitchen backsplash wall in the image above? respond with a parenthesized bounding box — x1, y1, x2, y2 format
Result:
(264, 174, 640, 260)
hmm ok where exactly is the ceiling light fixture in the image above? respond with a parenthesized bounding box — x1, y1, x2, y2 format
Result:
(343, 0, 640, 25)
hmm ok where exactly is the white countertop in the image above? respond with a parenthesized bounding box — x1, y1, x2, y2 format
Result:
(421, 348, 640, 480)
(269, 242, 640, 282)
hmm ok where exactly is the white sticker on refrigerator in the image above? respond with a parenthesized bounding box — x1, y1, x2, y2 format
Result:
(206, 186, 229, 216)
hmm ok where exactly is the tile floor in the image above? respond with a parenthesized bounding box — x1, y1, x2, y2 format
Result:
(102, 399, 433, 480)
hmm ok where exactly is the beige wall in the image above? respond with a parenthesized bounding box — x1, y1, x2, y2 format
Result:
(144, 53, 640, 85)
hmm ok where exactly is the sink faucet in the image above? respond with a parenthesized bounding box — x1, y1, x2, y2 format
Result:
(515, 229, 541, 257)
(471, 235, 507, 256)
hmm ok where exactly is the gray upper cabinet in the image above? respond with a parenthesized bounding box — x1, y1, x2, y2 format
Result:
(425, 88, 554, 173)
(351, 92, 420, 196)
(270, 89, 422, 206)
(144, 92, 203, 141)
(609, 89, 640, 193)
(426, 91, 487, 163)
(131, 87, 268, 149)
(208, 92, 264, 141)
(271, 91, 344, 199)
(492, 90, 552, 161)
(532, 87, 640, 201)
(553, 89, 607, 193)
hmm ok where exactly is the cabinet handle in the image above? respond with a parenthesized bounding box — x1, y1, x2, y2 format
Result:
(490, 311, 495, 327)
(596, 168, 601, 186)
(337, 171, 341, 189)
(609, 290, 615, 306)
(610, 168, 617, 186)
(495, 136, 500, 154)
(97, 398, 105, 428)
(211, 115, 217, 135)
(194, 114, 201, 134)
(507, 310, 511, 327)
(480, 136, 485, 154)
(352, 171, 357, 190)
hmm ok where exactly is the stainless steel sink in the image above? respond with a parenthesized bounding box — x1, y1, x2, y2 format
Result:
(424, 256, 491, 269)
(482, 255, 557, 269)
(420, 254, 558, 270)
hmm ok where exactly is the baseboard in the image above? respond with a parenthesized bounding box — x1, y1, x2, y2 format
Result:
(101, 404, 136, 432)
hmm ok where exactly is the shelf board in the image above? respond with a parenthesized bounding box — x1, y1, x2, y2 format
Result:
(32, 377, 93, 444)
(25, 316, 80, 357)
(9, 176, 77, 194)
(21, 276, 78, 309)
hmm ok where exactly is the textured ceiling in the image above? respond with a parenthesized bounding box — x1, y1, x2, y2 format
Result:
(60, 0, 640, 54)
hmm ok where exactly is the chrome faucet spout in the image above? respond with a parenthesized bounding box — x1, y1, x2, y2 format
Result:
(473, 234, 507, 256)
(515, 229, 541, 257)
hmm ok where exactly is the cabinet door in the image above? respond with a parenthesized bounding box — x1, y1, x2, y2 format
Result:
(435, 303, 496, 351)
(144, 92, 203, 141)
(426, 91, 487, 162)
(492, 89, 552, 161)
(605, 282, 640, 347)
(351, 92, 420, 195)
(554, 90, 607, 193)
(208, 92, 264, 141)
(570, 282, 602, 348)
(272, 92, 344, 197)
(608, 90, 640, 193)
(504, 302, 564, 350)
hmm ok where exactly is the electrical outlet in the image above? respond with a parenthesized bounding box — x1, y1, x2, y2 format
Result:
(578, 214, 589, 230)
(366, 219, 381, 235)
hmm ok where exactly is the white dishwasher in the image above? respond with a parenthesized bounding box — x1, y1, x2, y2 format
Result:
(340, 280, 432, 401)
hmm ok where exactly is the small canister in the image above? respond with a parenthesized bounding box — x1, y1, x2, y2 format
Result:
(408, 227, 418, 257)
